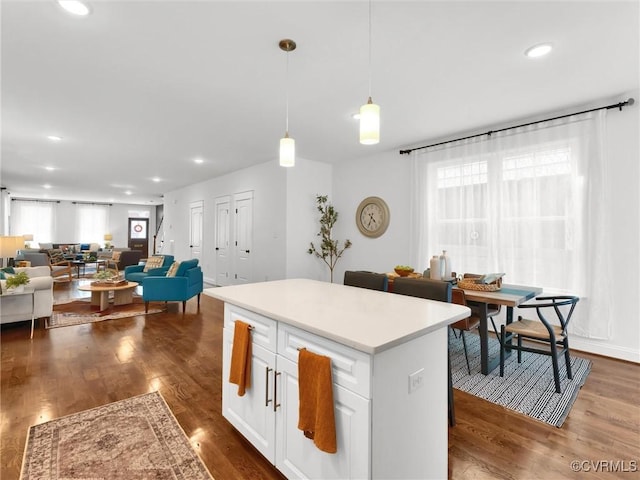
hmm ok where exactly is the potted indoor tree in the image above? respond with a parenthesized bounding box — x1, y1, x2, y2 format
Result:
(308, 194, 352, 283)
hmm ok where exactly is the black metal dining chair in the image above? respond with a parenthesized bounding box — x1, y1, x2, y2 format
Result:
(343, 271, 388, 291)
(499, 295, 579, 393)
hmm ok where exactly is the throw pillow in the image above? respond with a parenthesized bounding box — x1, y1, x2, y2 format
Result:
(0, 271, 4, 280)
(48, 249, 66, 264)
(143, 256, 164, 272)
(166, 261, 180, 277)
(1, 267, 15, 274)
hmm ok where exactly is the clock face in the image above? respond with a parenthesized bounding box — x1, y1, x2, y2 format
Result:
(356, 197, 390, 238)
(360, 204, 384, 232)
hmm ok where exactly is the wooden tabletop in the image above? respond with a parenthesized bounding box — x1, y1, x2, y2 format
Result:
(78, 281, 138, 292)
(458, 284, 543, 307)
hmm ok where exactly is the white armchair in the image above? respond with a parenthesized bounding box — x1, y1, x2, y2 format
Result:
(0, 266, 54, 325)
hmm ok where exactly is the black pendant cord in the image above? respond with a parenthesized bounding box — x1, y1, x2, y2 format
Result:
(399, 97, 635, 155)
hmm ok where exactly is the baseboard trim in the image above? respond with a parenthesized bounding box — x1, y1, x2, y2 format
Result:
(570, 338, 640, 363)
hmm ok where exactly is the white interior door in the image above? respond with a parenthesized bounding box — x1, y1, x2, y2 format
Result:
(189, 201, 203, 260)
(234, 191, 253, 284)
(215, 196, 231, 286)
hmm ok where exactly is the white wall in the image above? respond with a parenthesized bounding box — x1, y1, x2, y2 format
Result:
(163, 160, 288, 285)
(286, 158, 333, 281)
(332, 150, 413, 282)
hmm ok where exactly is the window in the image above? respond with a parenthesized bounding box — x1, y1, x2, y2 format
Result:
(75, 204, 109, 244)
(10, 200, 57, 244)
(413, 112, 610, 338)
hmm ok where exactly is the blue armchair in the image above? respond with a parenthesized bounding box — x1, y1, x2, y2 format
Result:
(141, 258, 203, 312)
(124, 255, 174, 283)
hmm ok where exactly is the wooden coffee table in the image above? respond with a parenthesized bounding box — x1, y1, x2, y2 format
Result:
(78, 281, 139, 311)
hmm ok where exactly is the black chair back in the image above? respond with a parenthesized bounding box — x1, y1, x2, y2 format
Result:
(393, 277, 452, 302)
(343, 271, 388, 291)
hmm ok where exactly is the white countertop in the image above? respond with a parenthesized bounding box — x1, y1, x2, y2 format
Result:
(204, 278, 470, 354)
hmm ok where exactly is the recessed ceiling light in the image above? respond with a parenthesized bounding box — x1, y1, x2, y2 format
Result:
(45, 166, 55, 171)
(525, 43, 553, 58)
(194, 158, 204, 164)
(57, 1, 90, 16)
(352, 113, 361, 120)
(152, 177, 161, 183)
(43, 184, 52, 189)
(47, 135, 62, 141)
(125, 190, 132, 195)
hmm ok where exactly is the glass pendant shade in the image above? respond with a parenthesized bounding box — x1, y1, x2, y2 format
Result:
(359, 97, 380, 145)
(279, 135, 295, 167)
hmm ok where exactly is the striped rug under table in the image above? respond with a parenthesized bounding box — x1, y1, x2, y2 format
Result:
(449, 329, 591, 427)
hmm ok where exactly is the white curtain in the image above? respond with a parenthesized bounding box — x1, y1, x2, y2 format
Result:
(412, 110, 610, 339)
(75, 204, 109, 244)
(10, 200, 57, 244)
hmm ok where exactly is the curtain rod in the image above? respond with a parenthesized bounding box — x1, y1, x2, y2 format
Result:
(11, 198, 60, 203)
(72, 201, 113, 206)
(399, 97, 635, 155)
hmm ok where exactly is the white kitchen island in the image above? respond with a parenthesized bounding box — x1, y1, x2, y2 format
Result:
(204, 278, 470, 480)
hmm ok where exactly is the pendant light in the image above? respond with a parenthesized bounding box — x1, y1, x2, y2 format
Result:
(360, 0, 380, 145)
(279, 39, 296, 167)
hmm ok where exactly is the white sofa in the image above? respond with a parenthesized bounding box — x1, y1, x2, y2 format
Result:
(0, 266, 54, 325)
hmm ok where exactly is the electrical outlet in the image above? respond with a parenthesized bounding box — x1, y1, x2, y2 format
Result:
(408, 368, 425, 394)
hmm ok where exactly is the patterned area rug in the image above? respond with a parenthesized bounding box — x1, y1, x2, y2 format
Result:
(47, 299, 163, 328)
(449, 330, 591, 427)
(20, 391, 214, 479)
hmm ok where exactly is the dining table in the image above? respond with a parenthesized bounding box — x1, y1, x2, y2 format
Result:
(459, 284, 543, 374)
(384, 272, 543, 374)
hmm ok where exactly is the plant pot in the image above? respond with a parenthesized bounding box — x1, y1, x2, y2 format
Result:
(8, 285, 25, 293)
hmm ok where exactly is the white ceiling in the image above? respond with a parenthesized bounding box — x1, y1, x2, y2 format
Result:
(2, 0, 638, 205)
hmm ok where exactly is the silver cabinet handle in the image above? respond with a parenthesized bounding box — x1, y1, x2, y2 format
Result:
(273, 371, 281, 412)
(265, 367, 273, 407)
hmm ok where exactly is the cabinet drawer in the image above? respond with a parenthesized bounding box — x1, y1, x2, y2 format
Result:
(225, 304, 277, 353)
(277, 323, 371, 399)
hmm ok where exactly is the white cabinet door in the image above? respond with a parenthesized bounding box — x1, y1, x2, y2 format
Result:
(189, 200, 203, 259)
(222, 328, 277, 462)
(215, 196, 231, 286)
(234, 191, 253, 284)
(274, 355, 370, 480)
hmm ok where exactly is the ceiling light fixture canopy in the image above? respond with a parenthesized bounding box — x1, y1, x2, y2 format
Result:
(360, 0, 380, 145)
(279, 39, 297, 167)
(57, 1, 90, 16)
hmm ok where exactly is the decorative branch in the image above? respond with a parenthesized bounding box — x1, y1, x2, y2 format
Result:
(308, 195, 352, 283)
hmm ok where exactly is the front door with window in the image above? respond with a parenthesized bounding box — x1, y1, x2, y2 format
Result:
(128, 218, 149, 256)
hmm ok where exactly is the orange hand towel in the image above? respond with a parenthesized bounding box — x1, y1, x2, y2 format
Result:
(297, 348, 337, 454)
(229, 320, 252, 396)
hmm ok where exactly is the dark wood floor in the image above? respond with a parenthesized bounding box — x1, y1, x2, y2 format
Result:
(1, 280, 638, 479)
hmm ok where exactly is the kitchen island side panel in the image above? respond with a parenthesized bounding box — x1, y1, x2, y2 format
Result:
(371, 327, 448, 479)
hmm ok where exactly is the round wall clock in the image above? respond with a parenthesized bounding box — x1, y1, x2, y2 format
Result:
(356, 196, 390, 238)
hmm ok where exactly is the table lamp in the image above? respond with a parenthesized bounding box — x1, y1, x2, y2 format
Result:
(23, 234, 34, 248)
(104, 233, 113, 249)
(0, 236, 24, 267)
